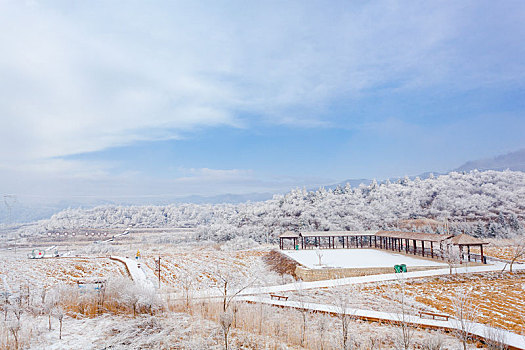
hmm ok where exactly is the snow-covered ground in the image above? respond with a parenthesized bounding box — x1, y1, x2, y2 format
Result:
(239, 296, 525, 350)
(283, 249, 448, 269)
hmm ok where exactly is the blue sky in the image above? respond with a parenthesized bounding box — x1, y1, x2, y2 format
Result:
(0, 0, 524, 201)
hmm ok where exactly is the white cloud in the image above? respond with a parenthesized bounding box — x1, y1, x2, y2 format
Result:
(0, 0, 524, 202)
(1, 0, 523, 165)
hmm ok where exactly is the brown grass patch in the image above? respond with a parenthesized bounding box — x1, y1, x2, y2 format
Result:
(263, 250, 301, 278)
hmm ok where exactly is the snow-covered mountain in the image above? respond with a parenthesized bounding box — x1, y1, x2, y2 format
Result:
(455, 149, 525, 172)
(24, 170, 524, 241)
(4, 149, 525, 226)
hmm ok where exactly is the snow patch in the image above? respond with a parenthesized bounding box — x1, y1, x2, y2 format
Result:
(282, 249, 448, 269)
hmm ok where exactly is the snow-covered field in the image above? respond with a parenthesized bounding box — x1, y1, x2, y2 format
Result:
(141, 248, 283, 292)
(364, 271, 525, 335)
(0, 252, 126, 290)
(2, 239, 523, 349)
(283, 249, 448, 269)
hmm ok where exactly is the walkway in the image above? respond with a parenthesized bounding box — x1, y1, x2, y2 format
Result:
(170, 261, 525, 299)
(110, 256, 154, 289)
(238, 296, 525, 350)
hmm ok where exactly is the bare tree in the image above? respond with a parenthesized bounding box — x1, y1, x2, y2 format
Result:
(5, 294, 23, 349)
(443, 245, 461, 274)
(332, 284, 357, 350)
(220, 311, 233, 350)
(8, 320, 20, 349)
(294, 281, 311, 347)
(97, 282, 107, 315)
(212, 267, 256, 313)
(451, 288, 479, 350)
(43, 288, 58, 331)
(391, 275, 414, 350)
(315, 246, 324, 266)
(317, 313, 328, 350)
(500, 233, 525, 272)
(53, 305, 65, 340)
(178, 267, 195, 312)
(1, 290, 9, 321)
(118, 281, 141, 316)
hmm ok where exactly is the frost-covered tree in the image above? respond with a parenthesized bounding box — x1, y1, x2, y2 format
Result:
(452, 288, 479, 350)
(32, 170, 525, 243)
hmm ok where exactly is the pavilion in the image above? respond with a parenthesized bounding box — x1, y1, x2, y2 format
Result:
(278, 230, 489, 264)
(447, 233, 489, 263)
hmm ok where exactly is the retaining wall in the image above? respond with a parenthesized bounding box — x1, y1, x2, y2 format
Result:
(295, 265, 444, 281)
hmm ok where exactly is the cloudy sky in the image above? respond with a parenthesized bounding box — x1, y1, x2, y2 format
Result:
(1, 0, 524, 202)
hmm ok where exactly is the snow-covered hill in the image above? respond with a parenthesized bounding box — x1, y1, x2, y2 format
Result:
(22, 170, 524, 241)
(455, 148, 525, 172)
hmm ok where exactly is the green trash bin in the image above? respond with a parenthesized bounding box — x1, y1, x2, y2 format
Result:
(295, 244, 299, 250)
(400, 264, 407, 273)
(394, 265, 402, 273)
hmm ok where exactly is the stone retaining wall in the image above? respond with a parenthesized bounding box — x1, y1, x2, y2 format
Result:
(295, 265, 444, 282)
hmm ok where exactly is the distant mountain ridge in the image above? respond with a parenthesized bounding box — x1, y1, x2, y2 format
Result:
(3, 149, 525, 224)
(454, 148, 525, 172)
(330, 149, 525, 190)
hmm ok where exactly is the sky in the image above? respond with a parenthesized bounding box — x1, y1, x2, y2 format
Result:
(1, 0, 525, 203)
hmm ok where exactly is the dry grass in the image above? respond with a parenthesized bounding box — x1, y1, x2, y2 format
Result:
(263, 249, 301, 278)
(140, 249, 281, 291)
(168, 298, 464, 350)
(363, 271, 525, 335)
(0, 256, 126, 290)
(58, 280, 162, 319)
(478, 245, 525, 263)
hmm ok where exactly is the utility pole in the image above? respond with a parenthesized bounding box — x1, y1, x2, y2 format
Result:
(154, 256, 161, 289)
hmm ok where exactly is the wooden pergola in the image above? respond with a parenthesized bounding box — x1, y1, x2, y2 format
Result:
(278, 230, 489, 264)
(374, 231, 453, 259)
(448, 234, 489, 264)
(299, 231, 377, 249)
(279, 231, 300, 250)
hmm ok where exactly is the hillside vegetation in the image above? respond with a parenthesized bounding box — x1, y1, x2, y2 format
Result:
(34, 170, 525, 242)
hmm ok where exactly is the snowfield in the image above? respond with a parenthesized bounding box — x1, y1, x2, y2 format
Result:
(282, 249, 448, 269)
(0, 252, 126, 290)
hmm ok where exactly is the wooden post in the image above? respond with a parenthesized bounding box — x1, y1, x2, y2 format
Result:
(154, 256, 161, 289)
(480, 244, 484, 264)
(422, 241, 425, 256)
(431, 241, 434, 258)
(467, 245, 471, 261)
